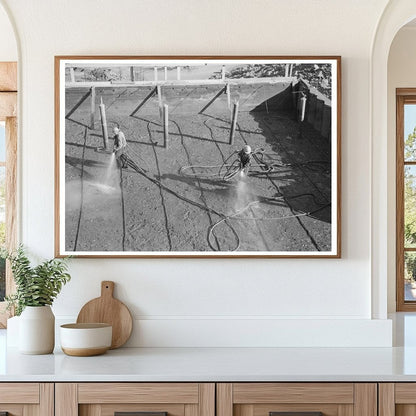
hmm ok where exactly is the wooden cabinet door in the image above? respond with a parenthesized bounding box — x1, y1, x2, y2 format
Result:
(56, 383, 215, 416)
(0, 383, 53, 416)
(217, 383, 377, 416)
(379, 383, 416, 416)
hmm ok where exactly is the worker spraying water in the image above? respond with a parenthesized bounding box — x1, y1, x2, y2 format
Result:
(180, 145, 272, 181)
(221, 144, 266, 181)
(237, 145, 253, 176)
(112, 126, 128, 169)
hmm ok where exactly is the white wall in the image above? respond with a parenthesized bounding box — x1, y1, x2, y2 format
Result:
(387, 26, 416, 312)
(0, 0, 394, 346)
(0, 3, 16, 61)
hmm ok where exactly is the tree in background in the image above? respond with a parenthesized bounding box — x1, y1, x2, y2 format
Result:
(404, 126, 416, 280)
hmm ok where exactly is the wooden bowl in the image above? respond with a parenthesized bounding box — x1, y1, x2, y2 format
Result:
(60, 323, 112, 356)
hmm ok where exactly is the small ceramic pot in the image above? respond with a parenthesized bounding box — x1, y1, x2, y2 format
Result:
(60, 323, 112, 356)
(19, 306, 55, 354)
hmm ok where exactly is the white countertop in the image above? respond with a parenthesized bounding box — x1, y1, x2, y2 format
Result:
(2, 313, 416, 382)
(2, 345, 416, 382)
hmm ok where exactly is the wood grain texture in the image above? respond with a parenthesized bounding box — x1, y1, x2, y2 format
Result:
(23, 404, 39, 416)
(54, 56, 61, 258)
(353, 383, 377, 416)
(79, 404, 101, 416)
(379, 383, 395, 416)
(232, 383, 354, 404)
(252, 403, 338, 416)
(199, 384, 215, 416)
(397, 88, 416, 96)
(216, 384, 233, 416)
(185, 403, 199, 416)
(234, 404, 253, 416)
(0, 116, 17, 327)
(0, 405, 24, 416)
(337, 404, 354, 416)
(39, 383, 54, 416)
(0, 62, 17, 91)
(0, 92, 16, 120)
(78, 383, 199, 404)
(397, 93, 406, 311)
(55, 383, 78, 416)
(77, 281, 133, 348)
(396, 405, 416, 416)
(5, 116, 17, 294)
(0, 383, 39, 403)
(395, 383, 416, 403)
(98, 403, 185, 416)
(396, 90, 416, 311)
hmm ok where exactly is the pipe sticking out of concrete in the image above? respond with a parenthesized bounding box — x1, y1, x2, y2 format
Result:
(299, 95, 307, 122)
(90, 86, 96, 129)
(230, 102, 239, 145)
(163, 104, 169, 149)
(99, 97, 109, 150)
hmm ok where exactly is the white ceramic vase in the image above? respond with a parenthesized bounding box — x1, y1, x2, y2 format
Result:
(19, 306, 55, 354)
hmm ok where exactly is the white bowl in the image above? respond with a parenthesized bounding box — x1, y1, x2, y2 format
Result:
(60, 323, 112, 356)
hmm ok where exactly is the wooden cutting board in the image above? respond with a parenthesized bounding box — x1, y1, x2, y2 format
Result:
(76, 281, 133, 349)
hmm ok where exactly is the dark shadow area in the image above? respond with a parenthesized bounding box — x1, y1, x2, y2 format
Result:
(199, 86, 226, 114)
(66, 117, 90, 129)
(247, 110, 331, 223)
(66, 155, 107, 169)
(65, 141, 99, 151)
(129, 87, 156, 117)
(65, 89, 91, 119)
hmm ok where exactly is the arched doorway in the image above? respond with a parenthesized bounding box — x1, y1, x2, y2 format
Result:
(371, 1, 416, 318)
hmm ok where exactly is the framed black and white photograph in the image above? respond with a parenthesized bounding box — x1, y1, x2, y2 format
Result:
(55, 56, 341, 258)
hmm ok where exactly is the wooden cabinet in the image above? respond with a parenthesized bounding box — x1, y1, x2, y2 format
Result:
(378, 383, 416, 416)
(55, 383, 215, 416)
(217, 383, 377, 416)
(0, 383, 53, 416)
(0, 380, 412, 416)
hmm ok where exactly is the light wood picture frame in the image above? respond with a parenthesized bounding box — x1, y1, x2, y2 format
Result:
(55, 56, 341, 258)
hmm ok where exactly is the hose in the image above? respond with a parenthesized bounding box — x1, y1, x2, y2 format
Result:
(115, 120, 330, 252)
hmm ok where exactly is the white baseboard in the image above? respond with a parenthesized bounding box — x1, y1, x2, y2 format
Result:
(54, 317, 392, 348)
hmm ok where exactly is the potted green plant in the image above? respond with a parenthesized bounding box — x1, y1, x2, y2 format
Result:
(4, 246, 71, 354)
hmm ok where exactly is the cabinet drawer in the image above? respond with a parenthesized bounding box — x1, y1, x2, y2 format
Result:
(56, 383, 215, 416)
(379, 383, 416, 415)
(217, 383, 376, 416)
(0, 383, 53, 415)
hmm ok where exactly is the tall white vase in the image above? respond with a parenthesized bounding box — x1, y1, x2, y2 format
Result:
(19, 306, 55, 354)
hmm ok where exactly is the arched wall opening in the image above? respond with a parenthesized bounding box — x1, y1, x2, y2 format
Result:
(371, 1, 416, 319)
(387, 19, 416, 313)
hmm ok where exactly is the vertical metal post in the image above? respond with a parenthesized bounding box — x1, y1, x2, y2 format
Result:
(163, 104, 169, 149)
(221, 65, 226, 81)
(69, 67, 75, 83)
(90, 86, 96, 129)
(157, 85, 163, 118)
(299, 95, 307, 122)
(285, 64, 289, 77)
(229, 102, 239, 145)
(226, 84, 231, 111)
(99, 97, 109, 150)
(176, 66, 181, 80)
(130, 66, 135, 81)
(154, 67, 158, 81)
(164, 66, 168, 81)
